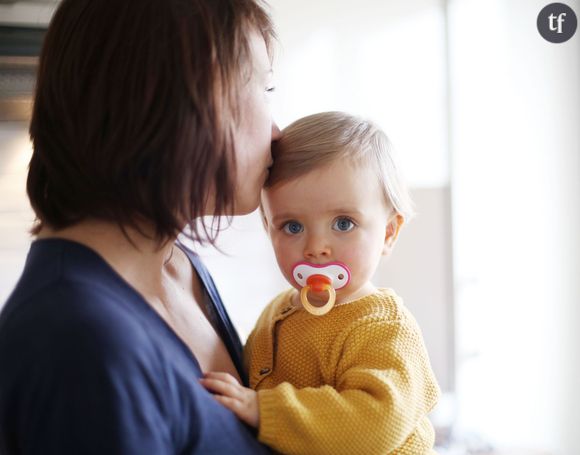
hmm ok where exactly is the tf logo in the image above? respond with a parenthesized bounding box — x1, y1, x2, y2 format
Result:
(537, 3, 578, 43)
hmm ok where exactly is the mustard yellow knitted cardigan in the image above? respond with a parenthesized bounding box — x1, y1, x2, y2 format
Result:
(244, 288, 440, 455)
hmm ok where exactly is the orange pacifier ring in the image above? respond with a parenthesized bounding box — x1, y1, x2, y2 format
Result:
(299, 275, 337, 316)
(292, 261, 351, 316)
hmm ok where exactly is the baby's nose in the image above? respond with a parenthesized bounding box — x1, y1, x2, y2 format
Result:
(303, 236, 331, 259)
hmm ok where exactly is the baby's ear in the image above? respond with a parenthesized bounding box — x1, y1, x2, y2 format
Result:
(382, 214, 404, 255)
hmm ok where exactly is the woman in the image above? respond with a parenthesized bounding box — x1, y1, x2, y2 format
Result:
(0, 0, 280, 453)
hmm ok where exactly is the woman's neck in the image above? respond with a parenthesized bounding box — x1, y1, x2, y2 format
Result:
(36, 219, 176, 292)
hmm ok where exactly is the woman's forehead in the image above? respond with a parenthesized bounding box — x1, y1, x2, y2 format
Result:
(249, 31, 272, 74)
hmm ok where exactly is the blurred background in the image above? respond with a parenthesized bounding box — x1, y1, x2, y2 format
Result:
(0, 0, 578, 453)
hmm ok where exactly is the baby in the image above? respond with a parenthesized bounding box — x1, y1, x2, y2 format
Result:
(200, 111, 440, 454)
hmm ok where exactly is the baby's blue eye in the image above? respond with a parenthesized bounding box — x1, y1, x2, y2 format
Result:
(333, 217, 355, 232)
(283, 221, 303, 235)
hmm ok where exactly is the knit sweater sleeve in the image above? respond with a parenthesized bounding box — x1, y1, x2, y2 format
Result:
(256, 318, 440, 455)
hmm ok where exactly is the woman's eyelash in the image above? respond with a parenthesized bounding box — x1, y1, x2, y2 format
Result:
(266, 86, 276, 93)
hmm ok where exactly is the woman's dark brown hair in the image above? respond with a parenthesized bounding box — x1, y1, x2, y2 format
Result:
(27, 0, 274, 244)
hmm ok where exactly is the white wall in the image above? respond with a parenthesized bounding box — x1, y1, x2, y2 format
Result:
(0, 2, 54, 301)
(0, 123, 34, 305)
(268, 0, 449, 188)
(449, 0, 580, 452)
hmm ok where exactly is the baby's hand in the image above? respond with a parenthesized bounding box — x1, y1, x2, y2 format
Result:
(199, 371, 259, 428)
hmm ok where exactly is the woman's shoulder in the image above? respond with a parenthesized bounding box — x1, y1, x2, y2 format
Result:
(0, 239, 165, 367)
(2, 276, 155, 369)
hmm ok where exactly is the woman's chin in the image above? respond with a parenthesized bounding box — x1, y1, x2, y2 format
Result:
(231, 199, 260, 216)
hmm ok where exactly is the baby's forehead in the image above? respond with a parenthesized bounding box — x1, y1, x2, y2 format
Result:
(273, 159, 375, 189)
(262, 162, 389, 213)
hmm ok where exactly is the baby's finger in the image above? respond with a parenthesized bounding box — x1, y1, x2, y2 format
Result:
(203, 371, 240, 385)
(213, 394, 241, 411)
(199, 377, 241, 398)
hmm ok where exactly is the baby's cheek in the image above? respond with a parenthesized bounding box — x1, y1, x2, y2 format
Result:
(275, 250, 300, 287)
(275, 238, 303, 272)
(282, 266, 298, 288)
(343, 241, 378, 281)
(341, 243, 366, 265)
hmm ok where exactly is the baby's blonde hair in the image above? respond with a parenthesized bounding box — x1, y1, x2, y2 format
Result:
(266, 111, 414, 221)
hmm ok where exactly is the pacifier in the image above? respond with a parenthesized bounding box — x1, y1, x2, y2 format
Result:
(292, 261, 351, 316)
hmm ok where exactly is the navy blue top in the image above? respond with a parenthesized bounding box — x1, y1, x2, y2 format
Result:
(0, 239, 271, 454)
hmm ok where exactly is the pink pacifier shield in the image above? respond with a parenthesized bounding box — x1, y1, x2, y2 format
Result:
(292, 261, 351, 290)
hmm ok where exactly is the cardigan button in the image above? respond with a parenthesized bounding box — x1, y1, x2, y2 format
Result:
(259, 367, 271, 375)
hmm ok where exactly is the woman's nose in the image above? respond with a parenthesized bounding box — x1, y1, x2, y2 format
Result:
(303, 235, 331, 260)
(271, 121, 281, 141)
